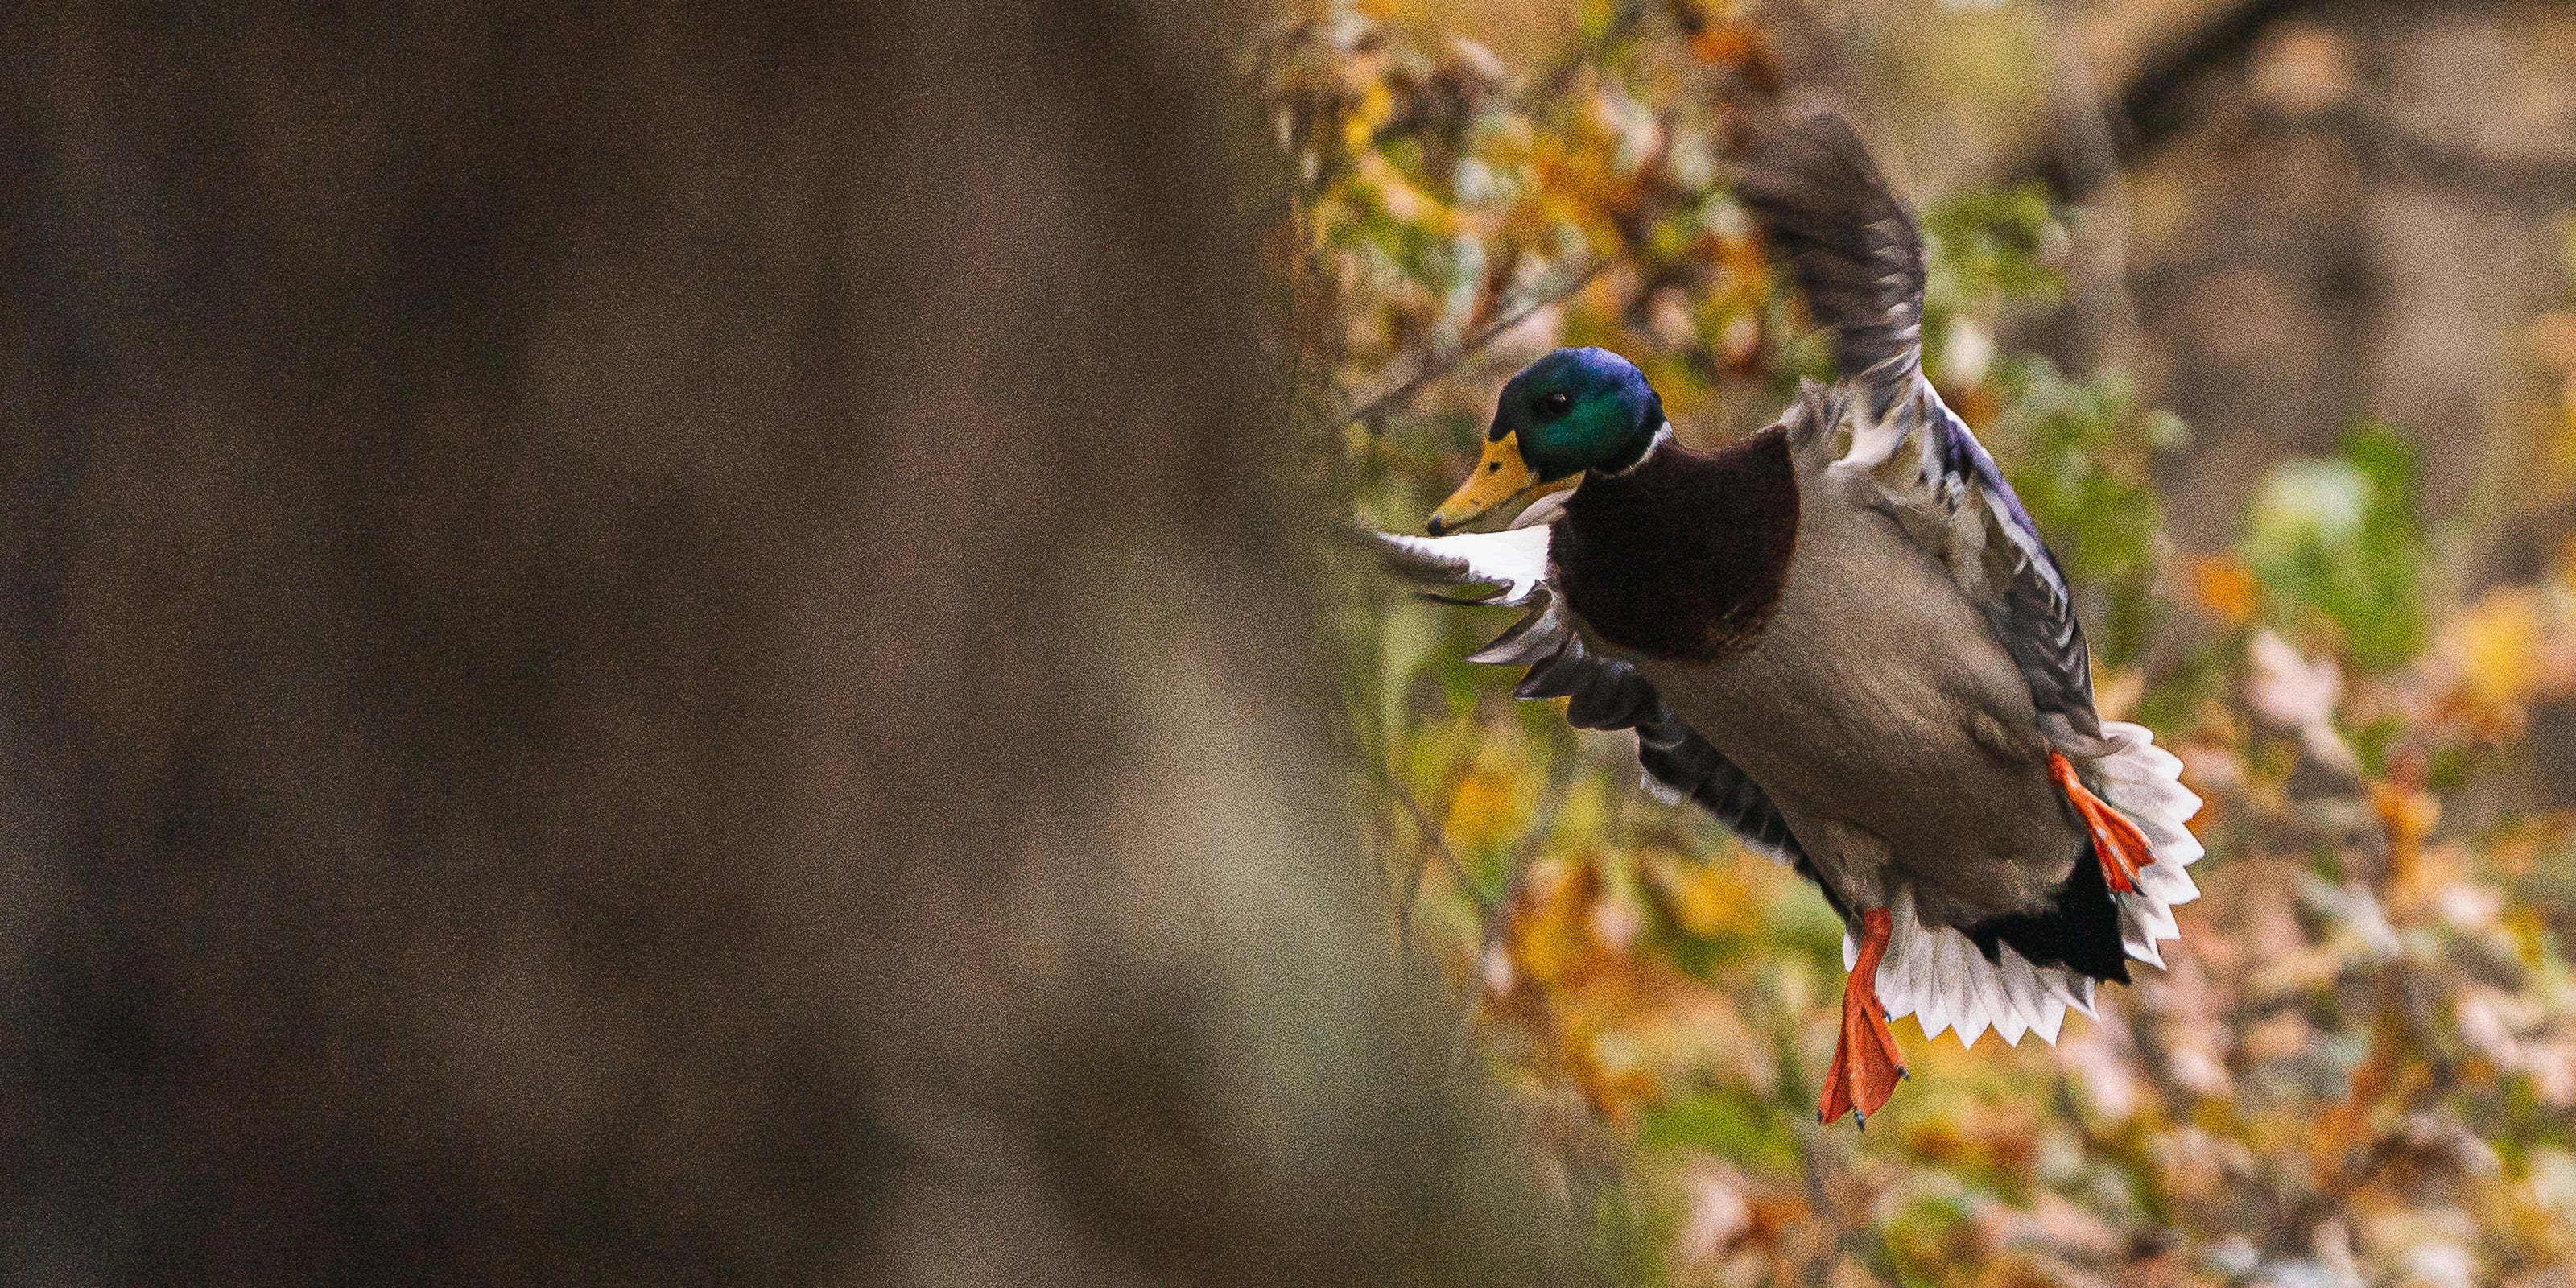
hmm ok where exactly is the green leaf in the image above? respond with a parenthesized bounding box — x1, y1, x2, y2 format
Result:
(1635, 1087, 1802, 1171)
(1985, 358, 2176, 662)
(2241, 422, 2428, 669)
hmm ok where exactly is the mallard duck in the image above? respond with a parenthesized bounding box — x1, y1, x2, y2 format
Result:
(1376, 105, 2202, 1125)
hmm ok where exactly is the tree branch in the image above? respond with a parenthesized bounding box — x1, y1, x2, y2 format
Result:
(1340, 258, 1612, 431)
(2022, 0, 2323, 200)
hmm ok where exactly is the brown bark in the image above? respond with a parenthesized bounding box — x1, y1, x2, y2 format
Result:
(0, 5, 1568, 1283)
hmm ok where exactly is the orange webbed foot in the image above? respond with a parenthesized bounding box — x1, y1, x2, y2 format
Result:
(2051, 750, 2151, 894)
(1818, 908, 1907, 1128)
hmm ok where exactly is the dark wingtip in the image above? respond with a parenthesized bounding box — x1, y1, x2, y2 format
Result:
(1424, 516, 1447, 536)
(1730, 97, 1925, 390)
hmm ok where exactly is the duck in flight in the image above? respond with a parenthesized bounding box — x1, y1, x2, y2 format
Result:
(1377, 104, 2203, 1125)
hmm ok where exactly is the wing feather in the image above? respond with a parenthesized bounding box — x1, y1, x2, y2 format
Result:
(1737, 102, 2102, 741)
(1368, 530, 1812, 865)
(1733, 105, 1922, 408)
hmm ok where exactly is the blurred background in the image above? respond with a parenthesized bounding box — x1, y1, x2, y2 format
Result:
(1, 4, 1571, 1284)
(1282, 0, 2576, 1284)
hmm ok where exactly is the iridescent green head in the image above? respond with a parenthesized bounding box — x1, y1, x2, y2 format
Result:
(1428, 347, 1667, 533)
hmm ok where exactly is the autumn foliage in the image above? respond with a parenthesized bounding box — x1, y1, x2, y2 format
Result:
(1268, 6, 2576, 1285)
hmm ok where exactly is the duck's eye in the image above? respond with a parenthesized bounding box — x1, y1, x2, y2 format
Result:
(1541, 391, 1571, 416)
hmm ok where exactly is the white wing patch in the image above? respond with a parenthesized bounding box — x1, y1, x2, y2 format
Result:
(1370, 525, 1553, 606)
(1844, 720, 2202, 1049)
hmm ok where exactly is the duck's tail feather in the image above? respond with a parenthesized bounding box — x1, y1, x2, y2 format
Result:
(1847, 887, 2090, 1050)
(2090, 720, 2205, 969)
(1847, 722, 2203, 1051)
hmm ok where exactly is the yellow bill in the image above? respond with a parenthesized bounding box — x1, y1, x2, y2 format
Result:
(1427, 434, 1570, 534)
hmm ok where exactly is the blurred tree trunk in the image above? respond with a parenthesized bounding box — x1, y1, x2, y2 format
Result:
(0, 4, 1569, 1283)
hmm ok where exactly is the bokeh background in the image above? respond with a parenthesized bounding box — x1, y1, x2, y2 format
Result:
(1284, 1, 2576, 1284)
(2, 5, 1571, 1284)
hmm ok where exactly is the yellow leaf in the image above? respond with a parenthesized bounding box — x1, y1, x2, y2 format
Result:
(1343, 81, 1393, 156)
(1444, 769, 1521, 850)
(2450, 588, 2543, 711)
(1562, 1016, 1658, 1121)
(1512, 856, 1598, 988)
(2371, 778, 2441, 881)
(1643, 848, 1759, 940)
(2094, 664, 2145, 724)
(1682, 19, 1781, 93)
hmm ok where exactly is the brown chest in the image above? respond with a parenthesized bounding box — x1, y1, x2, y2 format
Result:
(1554, 427, 1799, 663)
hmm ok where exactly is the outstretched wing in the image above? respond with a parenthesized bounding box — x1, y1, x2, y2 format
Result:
(1469, 595, 1806, 864)
(1369, 523, 1552, 607)
(1366, 527, 1814, 870)
(1733, 105, 1923, 411)
(1736, 103, 2102, 741)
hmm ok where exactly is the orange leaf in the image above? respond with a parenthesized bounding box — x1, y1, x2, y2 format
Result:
(2186, 553, 2258, 625)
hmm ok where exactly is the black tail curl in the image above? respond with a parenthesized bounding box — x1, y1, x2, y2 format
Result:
(1965, 837, 2132, 986)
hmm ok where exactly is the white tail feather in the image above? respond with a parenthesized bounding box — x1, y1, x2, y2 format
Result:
(2140, 859, 2199, 907)
(1889, 910, 1926, 1026)
(1992, 954, 2032, 1046)
(1937, 931, 1971, 1041)
(2023, 955, 2066, 1044)
(2120, 899, 2168, 968)
(1872, 903, 2081, 1051)
(1860, 721, 2202, 1051)
(1911, 923, 1951, 1038)
(2097, 720, 2200, 969)
(2040, 964, 2091, 1022)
